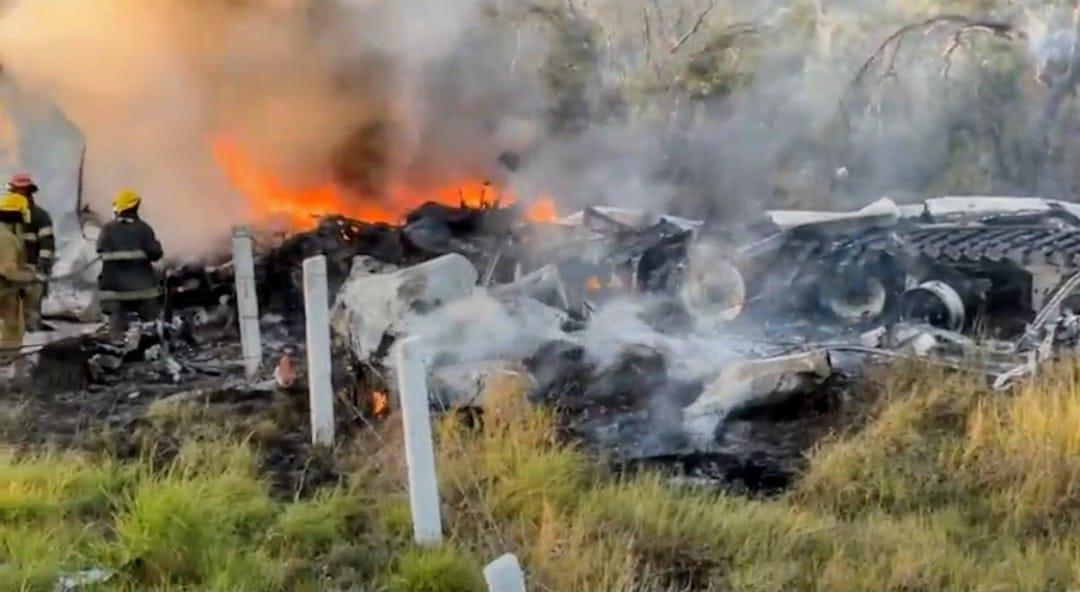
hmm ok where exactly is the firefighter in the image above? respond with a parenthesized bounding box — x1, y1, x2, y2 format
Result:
(97, 189, 163, 339)
(0, 193, 36, 358)
(8, 173, 54, 331)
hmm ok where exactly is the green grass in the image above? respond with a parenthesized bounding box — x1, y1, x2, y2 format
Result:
(1, 361, 1079, 590)
(385, 546, 485, 592)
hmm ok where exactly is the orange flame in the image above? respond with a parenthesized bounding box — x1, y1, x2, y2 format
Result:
(210, 136, 558, 227)
(372, 390, 389, 417)
(524, 197, 559, 222)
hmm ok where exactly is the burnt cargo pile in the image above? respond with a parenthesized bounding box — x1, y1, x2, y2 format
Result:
(10, 195, 1080, 493)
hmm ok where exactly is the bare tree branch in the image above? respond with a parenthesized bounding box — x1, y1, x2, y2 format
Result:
(942, 23, 1021, 79)
(836, 14, 1024, 170)
(670, 0, 717, 54)
(883, 30, 905, 80)
(852, 15, 1019, 86)
(940, 29, 967, 79)
(643, 6, 653, 67)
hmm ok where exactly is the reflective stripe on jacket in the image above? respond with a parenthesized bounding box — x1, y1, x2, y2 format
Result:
(22, 203, 53, 266)
(96, 215, 163, 302)
(98, 287, 161, 301)
(100, 250, 150, 261)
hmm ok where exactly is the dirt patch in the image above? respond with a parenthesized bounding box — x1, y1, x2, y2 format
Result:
(0, 370, 366, 498)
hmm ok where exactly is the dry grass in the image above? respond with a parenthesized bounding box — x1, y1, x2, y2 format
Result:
(2, 360, 1080, 590)
(962, 363, 1080, 533)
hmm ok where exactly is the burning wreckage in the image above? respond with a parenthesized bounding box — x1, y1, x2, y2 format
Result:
(14, 194, 1080, 491)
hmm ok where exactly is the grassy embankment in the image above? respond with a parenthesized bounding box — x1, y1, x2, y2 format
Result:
(1, 362, 1079, 591)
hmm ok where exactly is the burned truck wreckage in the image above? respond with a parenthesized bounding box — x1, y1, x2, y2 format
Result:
(11, 195, 1080, 492)
(745, 197, 1080, 380)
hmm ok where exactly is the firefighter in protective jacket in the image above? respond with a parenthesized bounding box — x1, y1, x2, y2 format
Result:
(8, 173, 54, 330)
(0, 193, 36, 354)
(97, 189, 163, 338)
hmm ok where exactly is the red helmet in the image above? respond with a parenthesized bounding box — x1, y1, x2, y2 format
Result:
(7, 172, 34, 190)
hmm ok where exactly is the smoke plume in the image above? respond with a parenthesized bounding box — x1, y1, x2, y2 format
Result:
(0, 0, 546, 253)
(0, 0, 1074, 254)
(509, 0, 1071, 220)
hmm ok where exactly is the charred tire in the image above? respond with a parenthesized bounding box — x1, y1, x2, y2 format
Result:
(899, 280, 966, 331)
(680, 259, 746, 325)
(816, 274, 889, 323)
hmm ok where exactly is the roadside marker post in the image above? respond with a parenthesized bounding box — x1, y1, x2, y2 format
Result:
(484, 553, 526, 592)
(232, 226, 262, 380)
(303, 255, 335, 446)
(394, 337, 443, 545)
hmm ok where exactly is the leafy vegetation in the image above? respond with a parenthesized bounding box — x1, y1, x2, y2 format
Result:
(521, 0, 1080, 216)
(1, 361, 1079, 590)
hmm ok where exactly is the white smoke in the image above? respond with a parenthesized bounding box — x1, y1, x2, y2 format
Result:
(0, 0, 548, 253)
(580, 297, 742, 382)
(0, 0, 1067, 255)
(404, 290, 568, 365)
(403, 291, 744, 389)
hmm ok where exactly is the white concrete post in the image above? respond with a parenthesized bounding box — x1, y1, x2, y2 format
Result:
(232, 226, 262, 380)
(484, 554, 526, 592)
(394, 337, 443, 545)
(303, 255, 335, 446)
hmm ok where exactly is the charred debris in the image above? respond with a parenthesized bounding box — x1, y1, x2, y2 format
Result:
(13, 195, 1080, 493)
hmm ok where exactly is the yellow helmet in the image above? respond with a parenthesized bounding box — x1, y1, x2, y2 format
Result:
(112, 188, 141, 213)
(0, 192, 30, 223)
